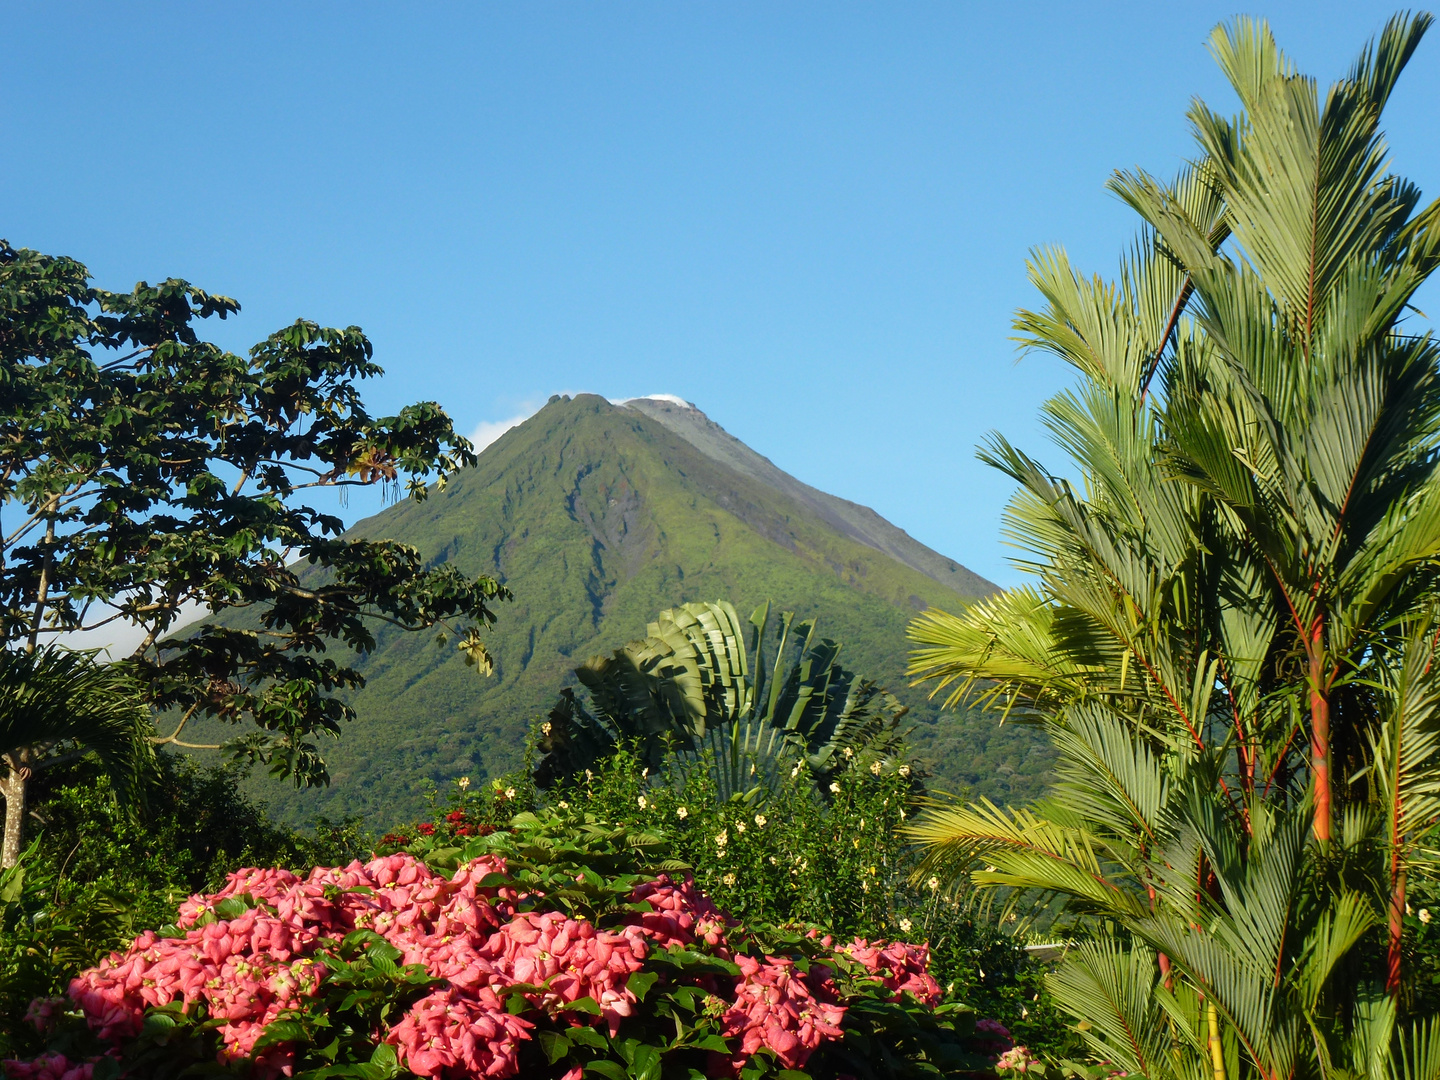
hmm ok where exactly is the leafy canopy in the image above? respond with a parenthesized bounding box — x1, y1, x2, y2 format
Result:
(0, 241, 510, 786)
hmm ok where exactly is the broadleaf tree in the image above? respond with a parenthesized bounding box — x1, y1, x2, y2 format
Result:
(0, 241, 510, 851)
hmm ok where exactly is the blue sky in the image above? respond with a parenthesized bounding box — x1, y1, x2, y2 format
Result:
(4, 2, 1438, 587)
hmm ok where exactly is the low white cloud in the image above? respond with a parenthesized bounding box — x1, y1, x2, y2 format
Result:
(53, 598, 207, 660)
(469, 408, 540, 452)
(610, 393, 694, 409)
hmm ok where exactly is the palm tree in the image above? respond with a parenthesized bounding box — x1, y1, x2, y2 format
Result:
(906, 11, 1440, 1071)
(534, 600, 909, 799)
(1, 648, 155, 867)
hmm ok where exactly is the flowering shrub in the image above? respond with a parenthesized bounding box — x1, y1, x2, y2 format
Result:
(542, 747, 1069, 1056)
(6, 813, 1000, 1080)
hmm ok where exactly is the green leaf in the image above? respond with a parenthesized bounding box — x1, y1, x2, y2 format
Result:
(213, 896, 251, 919)
(585, 1063, 628, 1080)
(569, 1025, 610, 1050)
(564, 995, 603, 1015)
(629, 1044, 662, 1080)
(539, 1031, 573, 1064)
(626, 970, 659, 1002)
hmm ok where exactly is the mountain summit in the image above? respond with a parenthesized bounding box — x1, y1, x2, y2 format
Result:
(246, 394, 1047, 824)
(614, 395, 995, 599)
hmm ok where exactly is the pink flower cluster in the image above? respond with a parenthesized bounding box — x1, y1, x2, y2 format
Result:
(997, 1045, 1039, 1073)
(628, 874, 728, 950)
(720, 954, 846, 1071)
(1, 1055, 92, 1080)
(60, 854, 666, 1078)
(841, 938, 942, 1004)
(10, 853, 956, 1080)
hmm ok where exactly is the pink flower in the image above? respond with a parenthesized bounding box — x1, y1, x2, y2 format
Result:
(23, 996, 66, 1034)
(387, 987, 533, 1078)
(628, 875, 728, 951)
(1, 1053, 95, 1080)
(841, 937, 941, 1004)
(721, 954, 846, 1070)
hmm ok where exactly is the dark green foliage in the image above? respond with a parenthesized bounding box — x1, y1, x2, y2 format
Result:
(211, 395, 1050, 825)
(386, 746, 1071, 1057)
(535, 599, 909, 799)
(0, 752, 367, 1055)
(0, 240, 508, 791)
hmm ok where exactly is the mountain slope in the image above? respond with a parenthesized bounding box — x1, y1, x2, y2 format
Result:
(238, 394, 1050, 825)
(618, 395, 997, 599)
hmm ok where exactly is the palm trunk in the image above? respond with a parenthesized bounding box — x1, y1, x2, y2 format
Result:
(1206, 1000, 1226, 1080)
(1388, 858, 1407, 998)
(1, 764, 27, 869)
(1309, 628, 1332, 844)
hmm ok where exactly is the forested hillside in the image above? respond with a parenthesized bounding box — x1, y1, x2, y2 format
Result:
(217, 394, 1049, 824)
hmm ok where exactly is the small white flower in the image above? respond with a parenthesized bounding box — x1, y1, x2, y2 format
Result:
(585, 769, 593, 781)
(870, 760, 883, 775)
(642, 767, 649, 778)
(858, 818, 865, 830)
(1422, 909, 1433, 924)
(927, 876, 941, 891)
(899, 918, 913, 933)
(843, 746, 854, 759)
(736, 821, 746, 834)
(722, 872, 736, 886)
(769, 856, 778, 865)
(790, 763, 803, 778)
(1004, 912, 1018, 923)
(637, 795, 648, 809)
(830, 782, 841, 794)
(676, 806, 688, 820)
(715, 831, 728, 848)
(541, 721, 553, 736)
(898, 764, 911, 778)
(558, 801, 569, 810)
(899, 807, 906, 820)
(457, 776, 471, 790)
(504, 787, 516, 799)
(754, 814, 767, 828)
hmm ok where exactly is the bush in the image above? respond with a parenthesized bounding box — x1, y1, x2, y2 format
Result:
(373, 745, 1070, 1058)
(0, 754, 368, 1057)
(10, 813, 1002, 1080)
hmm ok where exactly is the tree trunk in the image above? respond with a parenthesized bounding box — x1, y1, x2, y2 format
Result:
(1388, 859, 1407, 998)
(1309, 629, 1332, 844)
(1, 764, 28, 869)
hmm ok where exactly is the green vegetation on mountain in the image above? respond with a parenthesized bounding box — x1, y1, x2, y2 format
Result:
(225, 394, 1050, 824)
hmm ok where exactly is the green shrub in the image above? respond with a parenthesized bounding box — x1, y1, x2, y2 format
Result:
(377, 744, 1071, 1057)
(0, 753, 368, 1055)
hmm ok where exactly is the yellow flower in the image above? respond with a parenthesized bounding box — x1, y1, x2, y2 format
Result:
(722, 873, 736, 886)
(754, 814, 767, 828)
(676, 806, 689, 820)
